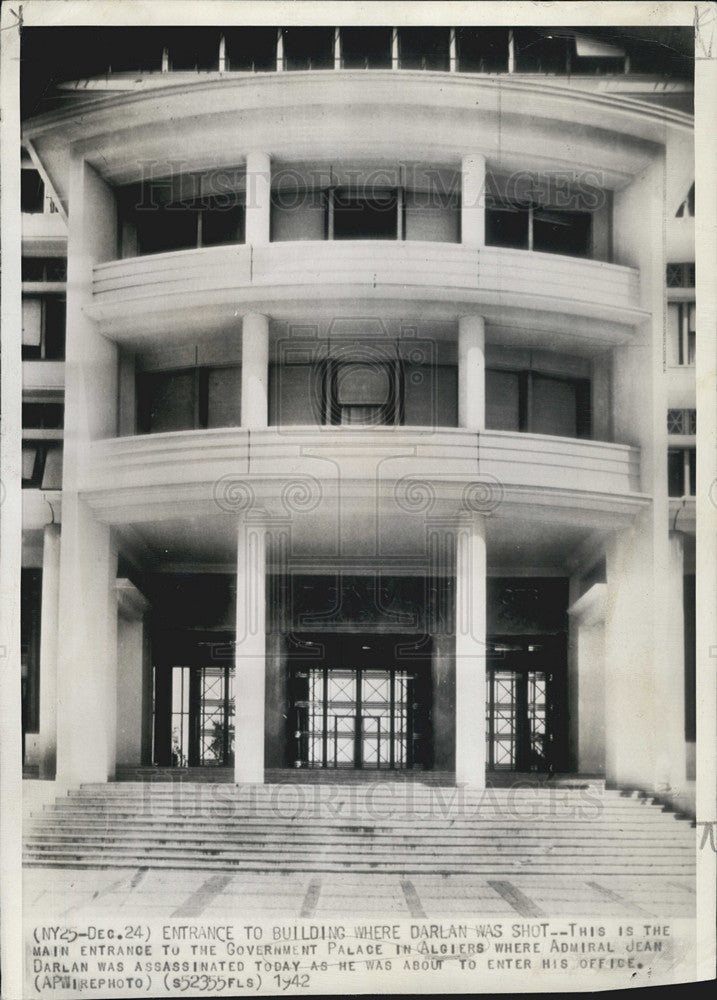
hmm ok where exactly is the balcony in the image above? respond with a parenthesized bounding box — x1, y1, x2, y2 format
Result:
(91, 241, 644, 340)
(83, 427, 645, 527)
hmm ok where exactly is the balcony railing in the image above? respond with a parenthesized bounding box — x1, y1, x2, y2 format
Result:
(84, 426, 643, 523)
(92, 241, 643, 332)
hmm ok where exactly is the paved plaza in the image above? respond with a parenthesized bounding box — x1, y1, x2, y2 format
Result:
(25, 867, 696, 922)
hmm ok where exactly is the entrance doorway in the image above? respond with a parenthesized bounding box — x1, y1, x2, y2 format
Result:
(486, 637, 567, 772)
(288, 634, 432, 770)
(152, 631, 235, 767)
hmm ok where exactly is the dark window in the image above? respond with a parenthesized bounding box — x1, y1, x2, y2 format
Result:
(22, 569, 42, 739)
(514, 28, 572, 73)
(456, 27, 509, 72)
(486, 368, 591, 438)
(21, 169, 45, 213)
(22, 257, 67, 282)
(21, 295, 66, 360)
(532, 209, 591, 256)
(486, 203, 591, 257)
(282, 27, 334, 70)
(22, 441, 63, 489)
(137, 366, 241, 433)
(666, 262, 695, 288)
(332, 192, 398, 240)
(668, 447, 696, 497)
(341, 27, 392, 69)
(200, 199, 245, 247)
(398, 27, 450, 70)
(166, 28, 220, 71)
(225, 27, 277, 71)
(135, 204, 199, 255)
(22, 403, 64, 429)
(485, 204, 529, 249)
(684, 574, 695, 742)
(104, 27, 166, 72)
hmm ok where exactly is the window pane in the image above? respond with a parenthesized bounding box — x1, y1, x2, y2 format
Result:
(456, 28, 509, 72)
(43, 297, 66, 359)
(533, 210, 591, 256)
(202, 204, 244, 246)
(333, 194, 397, 239)
(485, 206, 529, 249)
(206, 366, 242, 428)
(398, 27, 450, 70)
(225, 27, 277, 71)
(341, 27, 392, 69)
(22, 445, 39, 483)
(531, 375, 577, 437)
(136, 206, 198, 255)
(166, 28, 220, 71)
(667, 448, 684, 497)
(21, 169, 45, 213)
(335, 363, 391, 404)
(140, 371, 196, 432)
(688, 449, 696, 496)
(486, 370, 520, 430)
(22, 298, 42, 346)
(282, 27, 334, 70)
(269, 364, 319, 425)
(41, 444, 63, 489)
(667, 302, 681, 365)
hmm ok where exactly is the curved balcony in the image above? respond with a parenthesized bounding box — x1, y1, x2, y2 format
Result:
(83, 426, 646, 528)
(91, 242, 645, 340)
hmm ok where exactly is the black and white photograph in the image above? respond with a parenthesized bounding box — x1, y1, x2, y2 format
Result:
(0, 1, 715, 996)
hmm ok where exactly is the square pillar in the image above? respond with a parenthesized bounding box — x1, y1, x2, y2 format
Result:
(567, 583, 607, 775)
(455, 513, 487, 786)
(245, 151, 271, 246)
(38, 523, 61, 779)
(458, 315, 485, 431)
(115, 580, 150, 768)
(56, 498, 118, 787)
(241, 312, 269, 429)
(461, 153, 486, 248)
(234, 516, 267, 783)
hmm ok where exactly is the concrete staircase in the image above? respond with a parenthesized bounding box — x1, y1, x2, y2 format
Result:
(24, 782, 696, 875)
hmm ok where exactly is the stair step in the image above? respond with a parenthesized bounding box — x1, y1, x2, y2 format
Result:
(25, 781, 694, 876)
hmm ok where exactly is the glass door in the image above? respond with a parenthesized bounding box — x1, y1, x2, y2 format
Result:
(290, 635, 430, 770)
(485, 637, 567, 772)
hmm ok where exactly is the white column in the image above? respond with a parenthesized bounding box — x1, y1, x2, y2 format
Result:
(245, 151, 271, 245)
(655, 532, 688, 791)
(56, 498, 118, 787)
(391, 28, 399, 69)
(567, 583, 607, 775)
(116, 580, 150, 768)
(56, 149, 120, 789)
(461, 153, 486, 248)
(449, 28, 457, 72)
(38, 523, 61, 779)
(241, 312, 269, 428)
(234, 517, 267, 783)
(458, 315, 486, 431)
(455, 513, 487, 787)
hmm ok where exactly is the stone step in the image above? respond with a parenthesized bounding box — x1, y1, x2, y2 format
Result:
(24, 840, 695, 861)
(35, 803, 692, 832)
(22, 852, 696, 875)
(25, 780, 694, 876)
(31, 815, 688, 837)
(26, 821, 693, 840)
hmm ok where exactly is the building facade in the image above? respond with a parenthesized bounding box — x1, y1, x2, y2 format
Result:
(20, 25, 696, 810)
